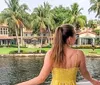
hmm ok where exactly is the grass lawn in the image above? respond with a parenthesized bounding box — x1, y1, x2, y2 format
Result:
(0, 47, 100, 55)
(0, 47, 39, 54)
(79, 49, 100, 55)
(42, 48, 100, 55)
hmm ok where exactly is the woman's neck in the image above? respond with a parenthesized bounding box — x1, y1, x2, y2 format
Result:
(64, 44, 71, 49)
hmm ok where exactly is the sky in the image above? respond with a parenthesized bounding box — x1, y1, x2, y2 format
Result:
(0, 0, 97, 20)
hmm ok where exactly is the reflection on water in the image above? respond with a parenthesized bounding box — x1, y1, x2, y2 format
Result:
(0, 56, 100, 85)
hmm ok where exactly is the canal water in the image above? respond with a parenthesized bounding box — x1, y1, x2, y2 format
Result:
(0, 56, 100, 85)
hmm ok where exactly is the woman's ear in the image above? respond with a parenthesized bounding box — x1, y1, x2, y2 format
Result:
(68, 37, 71, 41)
(67, 37, 71, 44)
(68, 37, 73, 45)
(66, 37, 72, 45)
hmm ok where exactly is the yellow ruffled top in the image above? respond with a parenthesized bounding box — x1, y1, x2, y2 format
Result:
(50, 67, 78, 85)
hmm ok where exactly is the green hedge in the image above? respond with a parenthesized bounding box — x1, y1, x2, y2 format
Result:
(73, 45, 100, 49)
(33, 50, 47, 53)
(9, 50, 26, 54)
(0, 45, 27, 48)
(9, 49, 47, 54)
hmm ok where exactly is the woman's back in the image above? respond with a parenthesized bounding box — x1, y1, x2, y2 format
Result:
(50, 49, 79, 85)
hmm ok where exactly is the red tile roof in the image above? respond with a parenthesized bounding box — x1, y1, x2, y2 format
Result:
(0, 24, 8, 28)
(0, 36, 14, 39)
(77, 31, 96, 35)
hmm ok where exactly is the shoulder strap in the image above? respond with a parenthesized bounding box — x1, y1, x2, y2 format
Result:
(75, 50, 78, 67)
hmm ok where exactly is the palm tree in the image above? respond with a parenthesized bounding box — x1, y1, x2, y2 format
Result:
(31, 2, 55, 52)
(43, 2, 55, 44)
(88, 0, 100, 18)
(0, 0, 29, 53)
(89, 0, 100, 45)
(63, 3, 87, 31)
(31, 8, 46, 53)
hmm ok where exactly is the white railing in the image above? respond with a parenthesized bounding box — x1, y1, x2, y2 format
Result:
(77, 81, 92, 85)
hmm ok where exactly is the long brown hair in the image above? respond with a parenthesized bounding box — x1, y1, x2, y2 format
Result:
(51, 24, 75, 66)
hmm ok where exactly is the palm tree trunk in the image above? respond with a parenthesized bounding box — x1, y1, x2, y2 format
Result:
(99, 30, 100, 46)
(40, 33, 43, 53)
(98, 18, 100, 46)
(21, 27, 23, 46)
(74, 16, 77, 27)
(15, 28, 20, 53)
(48, 27, 52, 44)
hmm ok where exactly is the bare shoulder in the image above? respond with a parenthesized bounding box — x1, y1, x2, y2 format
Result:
(46, 49, 52, 56)
(43, 49, 53, 66)
(76, 49, 84, 55)
(75, 49, 86, 60)
(44, 49, 53, 60)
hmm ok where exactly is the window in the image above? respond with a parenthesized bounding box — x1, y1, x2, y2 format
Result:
(3, 28, 5, 35)
(0, 28, 1, 34)
(1, 28, 3, 34)
(4, 31, 5, 35)
(6, 28, 8, 34)
(6, 30, 8, 34)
